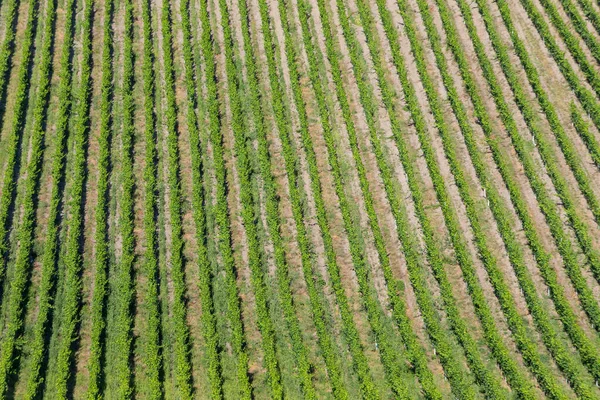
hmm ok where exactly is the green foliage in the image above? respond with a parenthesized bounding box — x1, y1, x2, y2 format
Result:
(178, 0, 222, 397)
(22, 0, 77, 395)
(449, 0, 600, 394)
(257, 0, 385, 397)
(474, 0, 600, 351)
(354, 0, 552, 396)
(0, 0, 21, 124)
(345, 0, 535, 396)
(217, 0, 324, 397)
(575, 0, 600, 37)
(197, 0, 253, 397)
(138, 0, 163, 395)
(109, 0, 136, 394)
(0, 0, 56, 393)
(294, 0, 449, 397)
(86, 0, 115, 395)
(52, 0, 94, 395)
(0, 0, 39, 296)
(509, 0, 600, 135)
(570, 103, 600, 172)
(419, 0, 600, 395)
(533, 0, 600, 91)
(237, 0, 349, 397)
(554, 0, 600, 64)
(222, 0, 318, 395)
(312, 0, 510, 396)
(159, 0, 193, 396)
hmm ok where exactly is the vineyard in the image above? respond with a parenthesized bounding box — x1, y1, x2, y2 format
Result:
(1, 0, 600, 395)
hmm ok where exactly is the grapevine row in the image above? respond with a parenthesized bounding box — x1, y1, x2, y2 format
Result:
(313, 0, 514, 396)
(158, 0, 193, 395)
(109, 0, 136, 393)
(376, 0, 559, 395)
(0, 0, 38, 301)
(294, 0, 418, 391)
(555, 0, 600, 64)
(137, 0, 163, 394)
(473, 0, 600, 343)
(445, 0, 600, 392)
(508, 0, 600, 136)
(197, 0, 255, 397)
(258, 0, 391, 396)
(293, 0, 448, 397)
(385, 0, 562, 395)
(503, 4, 600, 234)
(259, 1, 379, 398)
(86, 0, 114, 394)
(387, 0, 597, 394)
(575, 0, 600, 37)
(350, 0, 552, 396)
(487, 0, 600, 320)
(236, 0, 350, 397)
(532, 0, 600, 92)
(0, 0, 21, 126)
(219, 0, 316, 396)
(570, 104, 600, 169)
(222, 0, 321, 396)
(218, 0, 285, 396)
(0, 0, 56, 392)
(178, 0, 222, 396)
(345, 0, 536, 394)
(525, 0, 600, 235)
(415, 0, 600, 394)
(51, 0, 94, 394)
(20, 0, 77, 395)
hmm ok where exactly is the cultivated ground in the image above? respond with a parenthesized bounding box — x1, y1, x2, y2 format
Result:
(0, 0, 600, 396)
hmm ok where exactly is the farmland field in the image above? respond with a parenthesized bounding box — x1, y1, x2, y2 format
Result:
(1, 0, 600, 395)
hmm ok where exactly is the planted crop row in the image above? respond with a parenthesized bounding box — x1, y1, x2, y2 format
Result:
(0, 0, 21, 123)
(158, 0, 193, 395)
(292, 0, 444, 397)
(259, 1, 378, 398)
(384, 0, 596, 397)
(137, 0, 163, 395)
(504, 21, 600, 233)
(222, 0, 319, 397)
(218, 0, 300, 397)
(473, 0, 600, 341)
(519, 0, 600, 242)
(312, 0, 512, 397)
(506, 0, 600, 136)
(20, 0, 77, 395)
(86, 0, 114, 395)
(414, 0, 600, 395)
(488, 0, 600, 301)
(555, 0, 600, 64)
(179, 0, 221, 397)
(570, 104, 600, 169)
(446, 0, 600, 393)
(0, 0, 38, 300)
(348, 0, 546, 397)
(236, 0, 349, 397)
(51, 0, 94, 395)
(197, 0, 253, 397)
(352, 0, 539, 395)
(0, 0, 56, 392)
(391, 0, 560, 395)
(360, 0, 566, 396)
(109, 0, 136, 393)
(257, 0, 383, 397)
(575, 0, 600, 37)
(532, 0, 600, 91)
